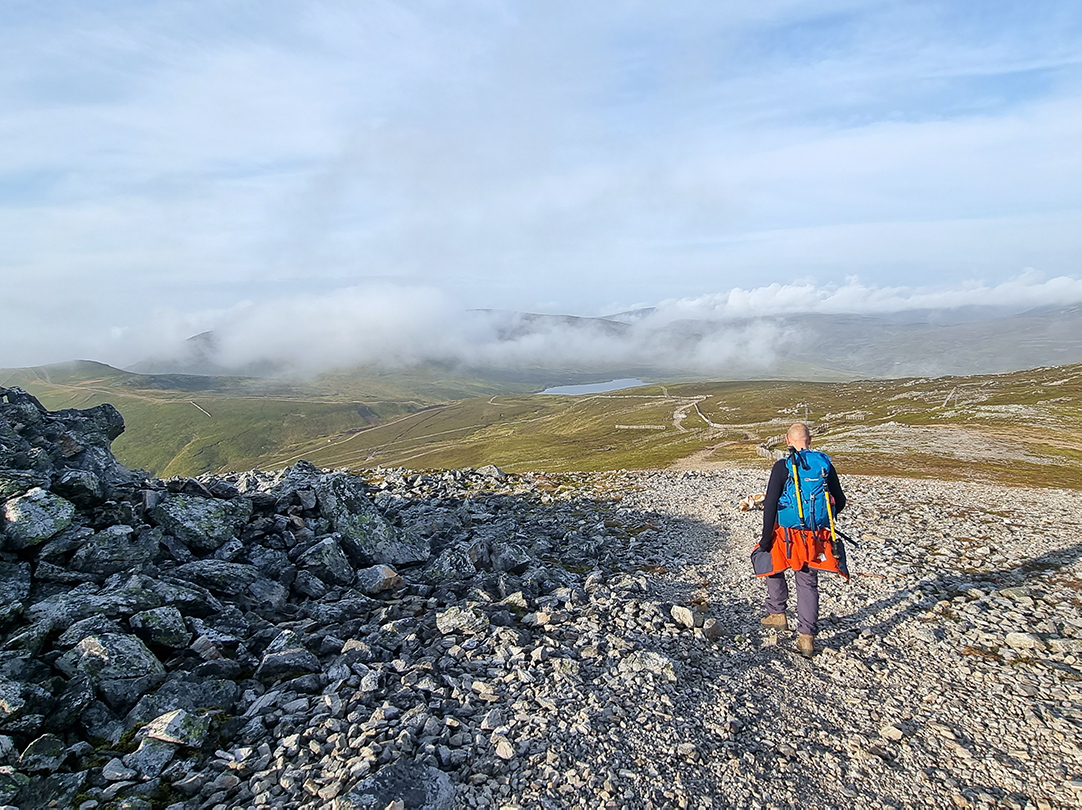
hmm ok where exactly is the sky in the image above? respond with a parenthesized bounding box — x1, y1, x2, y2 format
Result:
(2, 1, 1081, 369)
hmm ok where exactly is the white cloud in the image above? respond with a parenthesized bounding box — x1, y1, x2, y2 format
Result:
(1, 2, 1082, 368)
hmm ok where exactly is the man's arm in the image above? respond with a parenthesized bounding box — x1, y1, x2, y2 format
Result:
(827, 465, 846, 514)
(760, 460, 788, 550)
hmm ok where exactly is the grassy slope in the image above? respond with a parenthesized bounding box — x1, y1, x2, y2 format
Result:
(3, 361, 1079, 488)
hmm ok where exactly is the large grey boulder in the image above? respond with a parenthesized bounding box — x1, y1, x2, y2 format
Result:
(148, 493, 253, 553)
(334, 758, 454, 810)
(56, 633, 165, 681)
(52, 468, 105, 506)
(255, 630, 321, 682)
(2, 487, 76, 549)
(130, 606, 192, 648)
(56, 633, 167, 715)
(27, 575, 164, 629)
(126, 677, 239, 728)
(172, 560, 287, 611)
(315, 474, 430, 567)
(68, 525, 158, 577)
(297, 537, 355, 586)
(355, 564, 402, 595)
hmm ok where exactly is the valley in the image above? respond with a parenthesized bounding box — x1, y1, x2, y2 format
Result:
(3, 361, 1080, 489)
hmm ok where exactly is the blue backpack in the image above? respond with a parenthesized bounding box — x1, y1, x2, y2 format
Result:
(777, 449, 834, 530)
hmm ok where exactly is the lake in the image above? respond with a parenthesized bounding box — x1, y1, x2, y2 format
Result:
(540, 378, 646, 395)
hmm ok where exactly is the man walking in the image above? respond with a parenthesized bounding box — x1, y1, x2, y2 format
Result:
(755, 422, 847, 658)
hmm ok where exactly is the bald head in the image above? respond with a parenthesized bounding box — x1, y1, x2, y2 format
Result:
(787, 422, 812, 450)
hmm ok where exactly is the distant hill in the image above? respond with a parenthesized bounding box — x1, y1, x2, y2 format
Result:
(126, 304, 1082, 382)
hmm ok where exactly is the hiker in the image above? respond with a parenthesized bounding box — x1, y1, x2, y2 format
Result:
(754, 422, 847, 658)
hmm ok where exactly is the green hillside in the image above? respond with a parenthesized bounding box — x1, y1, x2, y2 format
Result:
(3, 361, 1079, 488)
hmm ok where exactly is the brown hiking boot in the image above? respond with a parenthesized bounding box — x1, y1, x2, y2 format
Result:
(760, 613, 788, 630)
(797, 633, 814, 658)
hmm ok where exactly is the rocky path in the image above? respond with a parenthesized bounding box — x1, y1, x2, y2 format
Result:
(606, 471, 1082, 810)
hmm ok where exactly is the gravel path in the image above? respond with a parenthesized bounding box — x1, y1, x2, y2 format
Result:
(596, 470, 1082, 810)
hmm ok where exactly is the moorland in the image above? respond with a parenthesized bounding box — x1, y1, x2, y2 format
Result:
(2, 360, 1079, 489)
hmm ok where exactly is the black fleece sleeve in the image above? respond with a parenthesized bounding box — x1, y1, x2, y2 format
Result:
(760, 459, 788, 550)
(827, 465, 846, 514)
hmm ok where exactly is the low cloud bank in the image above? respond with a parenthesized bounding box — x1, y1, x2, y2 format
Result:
(129, 272, 1082, 378)
(639, 270, 1082, 323)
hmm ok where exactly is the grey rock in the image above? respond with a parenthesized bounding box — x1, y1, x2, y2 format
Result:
(435, 606, 490, 635)
(0, 679, 26, 725)
(144, 709, 210, 748)
(52, 468, 105, 506)
(477, 464, 505, 480)
(148, 493, 252, 553)
(670, 604, 696, 628)
(69, 525, 157, 577)
(80, 700, 124, 745)
(13, 769, 85, 810)
(56, 633, 165, 681)
(43, 674, 94, 733)
(130, 606, 192, 648)
(292, 570, 328, 598)
(355, 564, 402, 595)
(123, 737, 177, 779)
(2, 488, 76, 549)
(103, 757, 137, 781)
(56, 615, 126, 647)
(255, 632, 321, 682)
(0, 562, 30, 624)
(171, 559, 260, 596)
(316, 474, 430, 566)
(297, 537, 355, 586)
(256, 648, 322, 682)
(28, 576, 163, 629)
(0, 469, 48, 501)
(617, 650, 677, 682)
(333, 758, 455, 810)
(126, 677, 239, 728)
(701, 618, 723, 641)
(19, 733, 66, 774)
(1005, 632, 1047, 651)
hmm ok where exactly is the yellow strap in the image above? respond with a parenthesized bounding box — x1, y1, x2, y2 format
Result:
(825, 484, 838, 543)
(791, 456, 806, 525)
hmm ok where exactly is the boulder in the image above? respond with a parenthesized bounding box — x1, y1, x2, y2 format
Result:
(52, 468, 105, 506)
(148, 493, 253, 553)
(297, 537, 355, 586)
(355, 564, 402, 595)
(143, 709, 210, 748)
(68, 525, 158, 577)
(56, 633, 166, 681)
(617, 650, 677, 682)
(2, 488, 76, 549)
(20, 733, 66, 774)
(126, 677, 239, 728)
(334, 758, 455, 810)
(130, 606, 192, 648)
(315, 474, 430, 567)
(435, 606, 490, 636)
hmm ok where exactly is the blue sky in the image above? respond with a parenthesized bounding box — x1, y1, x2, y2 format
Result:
(2, 1, 1081, 367)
